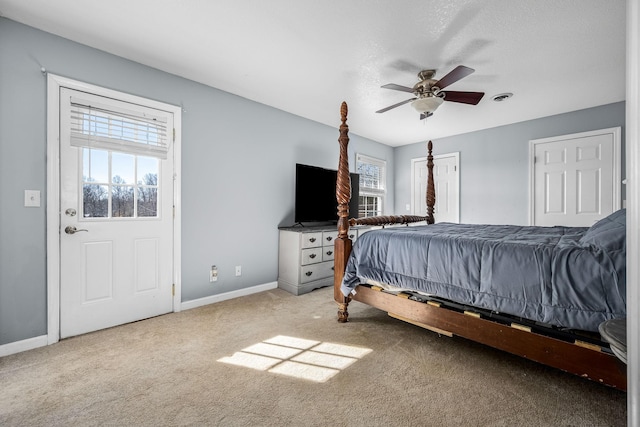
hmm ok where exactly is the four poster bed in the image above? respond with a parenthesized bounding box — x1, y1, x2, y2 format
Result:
(332, 102, 627, 390)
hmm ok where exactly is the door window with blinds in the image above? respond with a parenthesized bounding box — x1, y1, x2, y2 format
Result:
(61, 87, 171, 219)
(355, 153, 386, 217)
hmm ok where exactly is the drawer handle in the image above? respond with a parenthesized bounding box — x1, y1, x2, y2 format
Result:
(309, 237, 316, 243)
(309, 253, 317, 259)
(305, 271, 313, 277)
(326, 236, 333, 242)
(326, 250, 333, 256)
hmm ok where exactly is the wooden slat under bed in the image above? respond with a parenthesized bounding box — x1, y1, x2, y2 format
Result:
(354, 284, 625, 389)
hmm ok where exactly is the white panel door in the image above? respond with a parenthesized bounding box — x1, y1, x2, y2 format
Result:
(531, 127, 621, 227)
(412, 153, 459, 223)
(59, 87, 175, 338)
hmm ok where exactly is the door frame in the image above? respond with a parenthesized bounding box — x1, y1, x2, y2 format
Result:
(411, 152, 460, 222)
(528, 127, 622, 226)
(627, 0, 640, 418)
(46, 74, 182, 345)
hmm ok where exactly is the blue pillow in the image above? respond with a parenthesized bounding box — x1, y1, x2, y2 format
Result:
(579, 209, 626, 250)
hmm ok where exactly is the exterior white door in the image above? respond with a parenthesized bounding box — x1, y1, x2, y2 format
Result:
(58, 87, 175, 338)
(530, 127, 621, 227)
(412, 153, 460, 223)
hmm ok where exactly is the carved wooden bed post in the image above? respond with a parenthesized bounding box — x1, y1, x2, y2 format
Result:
(426, 140, 435, 225)
(333, 104, 438, 322)
(334, 101, 352, 322)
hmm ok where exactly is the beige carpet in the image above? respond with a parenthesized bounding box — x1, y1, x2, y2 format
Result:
(0, 286, 626, 426)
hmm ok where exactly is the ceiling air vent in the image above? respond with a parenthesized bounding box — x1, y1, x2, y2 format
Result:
(491, 93, 513, 102)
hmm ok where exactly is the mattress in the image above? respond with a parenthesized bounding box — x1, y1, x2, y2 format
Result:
(341, 209, 627, 332)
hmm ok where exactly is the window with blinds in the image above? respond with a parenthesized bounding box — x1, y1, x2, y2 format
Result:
(60, 87, 172, 219)
(356, 153, 386, 217)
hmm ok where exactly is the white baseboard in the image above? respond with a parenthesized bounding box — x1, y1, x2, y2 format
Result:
(181, 281, 278, 311)
(0, 335, 48, 358)
(0, 282, 278, 357)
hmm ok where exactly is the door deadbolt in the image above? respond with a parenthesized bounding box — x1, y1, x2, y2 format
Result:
(65, 208, 77, 217)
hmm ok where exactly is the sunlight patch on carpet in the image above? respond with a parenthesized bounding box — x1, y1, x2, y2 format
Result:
(264, 335, 319, 349)
(292, 350, 358, 370)
(217, 352, 281, 371)
(270, 361, 338, 382)
(242, 342, 303, 359)
(217, 335, 372, 383)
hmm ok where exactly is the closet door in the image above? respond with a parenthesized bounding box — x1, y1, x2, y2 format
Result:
(530, 127, 621, 227)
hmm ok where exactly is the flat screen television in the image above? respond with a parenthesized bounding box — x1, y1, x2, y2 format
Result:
(294, 163, 359, 225)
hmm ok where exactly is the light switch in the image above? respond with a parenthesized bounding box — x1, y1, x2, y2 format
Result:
(24, 190, 41, 207)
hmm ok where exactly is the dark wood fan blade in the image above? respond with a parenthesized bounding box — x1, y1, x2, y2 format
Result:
(376, 98, 416, 113)
(381, 83, 415, 93)
(434, 65, 475, 90)
(441, 91, 485, 105)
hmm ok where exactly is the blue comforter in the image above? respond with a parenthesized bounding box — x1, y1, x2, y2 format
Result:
(341, 209, 627, 331)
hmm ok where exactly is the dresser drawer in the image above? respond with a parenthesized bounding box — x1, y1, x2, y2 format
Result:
(301, 247, 323, 265)
(322, 246, 335, 261)
(300, 261, 334, 284)
(322, 230, 338, 246)
(301, 232, 323, 249)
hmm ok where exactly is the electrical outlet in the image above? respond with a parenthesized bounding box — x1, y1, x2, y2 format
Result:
(235, 265, 242, 276)
(210, 265, 218, 282)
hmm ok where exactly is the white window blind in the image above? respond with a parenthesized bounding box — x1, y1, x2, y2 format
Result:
(356, 154, 386, 191)
(64, 89, 170, 159)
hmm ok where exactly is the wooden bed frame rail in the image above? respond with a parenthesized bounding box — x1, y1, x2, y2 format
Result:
(332, 101, 626, 390)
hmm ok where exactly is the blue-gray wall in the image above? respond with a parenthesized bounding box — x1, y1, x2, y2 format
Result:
(0, 17, 627, 348)
(394, 102, 626, 225)
(0, 18, 393, 346)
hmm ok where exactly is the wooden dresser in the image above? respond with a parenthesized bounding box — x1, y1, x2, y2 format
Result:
(278, 225, 369, 295)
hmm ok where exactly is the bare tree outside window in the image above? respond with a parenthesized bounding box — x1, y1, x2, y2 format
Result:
(112, 175, 134, 217)
(358, 195, 380, 218)
(83, 180, 108, 217)
(82, 149, 159, 219)
(138, 173, 158, 217)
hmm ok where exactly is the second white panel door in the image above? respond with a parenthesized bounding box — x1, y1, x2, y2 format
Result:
(412, 153, 459, 223)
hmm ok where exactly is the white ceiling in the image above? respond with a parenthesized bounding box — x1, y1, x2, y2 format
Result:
(0, 0, 627, 146)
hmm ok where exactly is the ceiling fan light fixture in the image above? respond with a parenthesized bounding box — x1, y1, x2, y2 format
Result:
(411, 96, 444, 114)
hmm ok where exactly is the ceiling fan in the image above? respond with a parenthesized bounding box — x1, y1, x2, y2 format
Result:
(376, 65, 485, 119)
